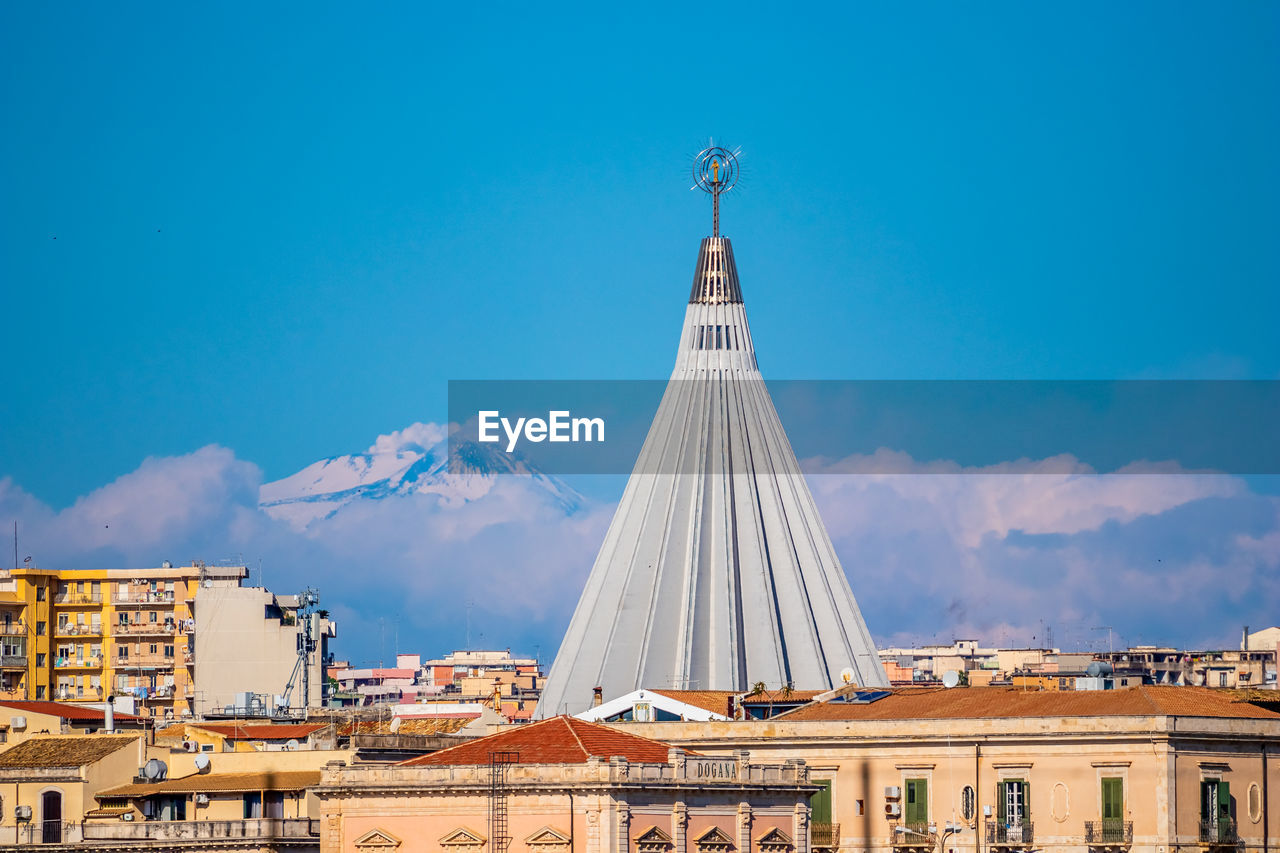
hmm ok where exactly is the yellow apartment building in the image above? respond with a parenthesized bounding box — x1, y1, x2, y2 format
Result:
(0, 563, 335, 719)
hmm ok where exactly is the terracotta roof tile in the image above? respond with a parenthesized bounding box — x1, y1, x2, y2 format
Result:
(189, 723, 328, 740)
(0, 700, 142, 723)
(648, 690, 737, 716)
(338, 718, 472, 736)
(739, 689, 825, 705)
(0, 735, 139, 768)
(98, 770, 321, 798)
(400, 716, 684, 766)
(779, 685, 1280, 722)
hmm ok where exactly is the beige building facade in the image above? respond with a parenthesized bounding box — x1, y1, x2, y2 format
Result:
(615, 686, 1279, 853)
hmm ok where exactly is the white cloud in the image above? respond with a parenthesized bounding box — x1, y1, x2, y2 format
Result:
(3, 435, 1276, 664)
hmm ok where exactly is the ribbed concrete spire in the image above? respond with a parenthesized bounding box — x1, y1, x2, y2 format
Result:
(689, 237, 743, 304)
(538, 236, 886, 717)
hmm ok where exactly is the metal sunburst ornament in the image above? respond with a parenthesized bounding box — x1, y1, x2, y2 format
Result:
(692, 142, 741, 238)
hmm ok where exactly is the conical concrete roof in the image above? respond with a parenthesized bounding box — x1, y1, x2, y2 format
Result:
(538, 236, 885, 716)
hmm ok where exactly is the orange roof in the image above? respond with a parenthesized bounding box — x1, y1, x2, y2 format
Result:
(189, 722, 328, 740)
(400, 716, 684, 766)
(648, 690, 737, 716)
(739, 689, 825, 704)
(338, 717, 473, 736)
(0, 700, 142, 723)
(99, 770, 320, 798)
(0, 734, 140, 768)
(779, 685, 1280, 722)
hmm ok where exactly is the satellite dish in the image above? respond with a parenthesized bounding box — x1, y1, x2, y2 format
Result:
(143, 758, 168, 781)
(193, 753, 211, 772)
(203, 579, 212, 588)
(284, 739, 300, 751)
(840, 667, 856, 685)
(942, 670, 961, 689)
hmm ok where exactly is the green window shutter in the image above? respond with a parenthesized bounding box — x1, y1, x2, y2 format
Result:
(997, 782, 1006, 823)
(1024, 781, 1030, 818)
(1101, 778, 1123, 819)
(1218, 781, 1230, 818)
(905, 779, 927, 823)
(810, 780, 832, 824)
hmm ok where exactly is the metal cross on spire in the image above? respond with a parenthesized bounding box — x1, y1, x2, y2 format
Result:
(692, 142, 741, 238)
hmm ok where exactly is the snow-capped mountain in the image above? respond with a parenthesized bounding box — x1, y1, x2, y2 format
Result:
(259, 422, 583, 530)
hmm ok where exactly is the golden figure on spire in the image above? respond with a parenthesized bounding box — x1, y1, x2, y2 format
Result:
(692, 143, 741, 238)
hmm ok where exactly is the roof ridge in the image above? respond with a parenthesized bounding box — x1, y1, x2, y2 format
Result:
(562, 716, 590, 759)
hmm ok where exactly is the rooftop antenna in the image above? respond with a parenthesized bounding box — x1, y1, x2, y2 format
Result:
(691, 141, 741, 238)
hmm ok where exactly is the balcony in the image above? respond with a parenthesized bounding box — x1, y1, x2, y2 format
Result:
(114, 622, 177, 637)
(1199, 819, 1237, 846)
(113, 590, 176, 605)
(113, 656, 176, 670)
(0, 623, 26, 637)
(54, 592, 102, 605)
(1086, 821, 1133, 846)
(987, 822, 1034, 847)
(811, 823, 840, 850)
(891, 823, 935, 848)
(0, 654, 27, 668)
(82, 818, 319, 842)
(55, 624, 103, 638)
(54, 656, 104, 669)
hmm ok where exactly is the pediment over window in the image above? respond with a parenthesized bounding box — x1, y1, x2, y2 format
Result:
(526, 826, 572, 849)
(694, 826, 735, 852)
(354, 828, 402, 849)
(635, 826, 674, 853)
(440, 827, 487, 848)
(756, 828, 792, 849)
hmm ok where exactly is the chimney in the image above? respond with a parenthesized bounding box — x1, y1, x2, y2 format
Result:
(105, 696, 115, 733)
(592, 686, 603, 707)
(1243, 626, 1250, 651)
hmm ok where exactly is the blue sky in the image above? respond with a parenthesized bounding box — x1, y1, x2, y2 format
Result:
(2, 4, 1278, 666)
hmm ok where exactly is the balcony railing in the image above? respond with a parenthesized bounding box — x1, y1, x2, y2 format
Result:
(82, 818, 319, 842)
(0, 654, 27, 668)
(55, 624, 103, 637)
(987, 822, 1035, 846)
(114, 622, 178, 636)
(54, 656, 104, 669)
(1199, 819, 1238, 845)
(891, 823, 934, 847)
(811, 823, 840, 849)
(1085, 820, 1133, 845)
(113, 591, 176, 604)
(0, 623, 26, 637)
(54, 593, 102, 605)
(113, 656, 176, 669)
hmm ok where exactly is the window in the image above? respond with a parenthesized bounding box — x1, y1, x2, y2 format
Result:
(1101, 777, 1123, 820)
(119, 613, 128, 626)
(854, 799, 864, 816)
(36, 587, 45, 602)
(265, 792, 285, 819)
(36, 653, 46, 667)
(164, 645, 174, 658)
(36, 685, 45, 699)
(998, 780, 1029, 824)
(149, 644, 157, 655)
(1219, 671, 1229, 687)
(961, 785, 976, 822)
(150, 611, 157, 623)
(36, 621, 45, 636)
(905, 778, 928, 825)
(243, 793, 262, 819)
(1201, 780, 1232, 840)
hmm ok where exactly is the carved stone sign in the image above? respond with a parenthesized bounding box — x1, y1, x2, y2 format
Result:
(688, 759, 739, 781)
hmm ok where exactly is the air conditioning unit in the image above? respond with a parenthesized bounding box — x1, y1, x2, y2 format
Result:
(14, 805, 32, 821)
(885, 802, 901, 818)
(10, 716, 26, 730)
(885, 785, 902, 799)
(195, 794, 209, 805)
